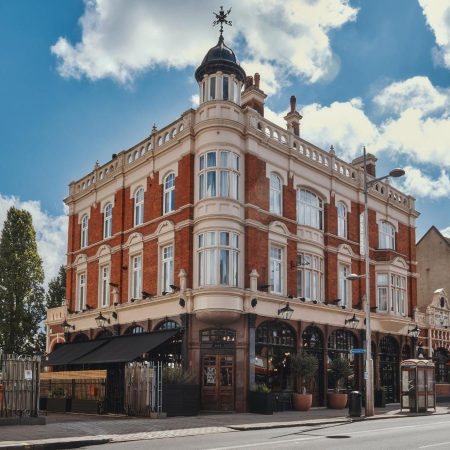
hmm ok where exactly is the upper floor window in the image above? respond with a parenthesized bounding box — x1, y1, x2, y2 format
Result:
(163, 173, 175, 214)
(161, 245, 174, 294)
(131, 255, 142, 300)
(269, 173, 282, 215)
(81, 215, 89, 248)
(198, 231, 239, 287)
(297, 189, 323, 230)
(297, 253, 323, 302)
(379, 221, 395, 249)
(223, 76, 229, 101)
(77, 272, 86, 311)
(134, 187, 144, 226)
(337, 202, 347, 238)
(338, 264, 351, 308)
(199, 151, 239, 201)
(376, 272, 406, 315)
(100, 265, 110, 308)
(209, 76, 216, 100)
(103, 203, 112, 239)
(270, 245, 283, 294)
(233, 79, 240, 103)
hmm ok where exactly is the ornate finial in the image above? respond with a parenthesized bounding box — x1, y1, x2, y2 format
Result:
(94, 160, 100, 169)
(329, 145, 335, 155)
(213, 6, 232, 39)
(151, 123, 157, 133)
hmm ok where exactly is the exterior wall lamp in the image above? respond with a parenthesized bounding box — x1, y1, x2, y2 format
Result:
(408, 324, 421, 358)
(345, 313, 360, 329)
(251, 298, 258, 308)
(95, 312, 110, 328)
(278, 302, 294, 320)
(62, 319, 75, 334)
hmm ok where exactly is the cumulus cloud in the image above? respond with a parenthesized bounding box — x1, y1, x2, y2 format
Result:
(395, 166, 450, 199)
(51, 0, 358, 89)
(419, 0, 450, 70)
(441, 226, 450, 237)
(0, 195, 68, 286)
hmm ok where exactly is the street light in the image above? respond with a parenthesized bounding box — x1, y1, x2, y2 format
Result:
(95, 312, 110, 328)
(61, 319, 75, 334)
(278, 302, 294, 320)
(345, 314, 360, 329)
(350, 146, 405, 417)
(408, 324, 421, 358)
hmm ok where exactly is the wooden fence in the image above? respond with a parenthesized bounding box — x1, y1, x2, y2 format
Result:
(0, 354, 40, 418)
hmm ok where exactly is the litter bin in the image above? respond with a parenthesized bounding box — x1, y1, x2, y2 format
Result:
(375, 388, 386, 408)
(348, 391, 362, 417)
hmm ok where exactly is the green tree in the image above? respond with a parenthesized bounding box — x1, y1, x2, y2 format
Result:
(0, 207, 46, 355)
(46, 265, 66, 309)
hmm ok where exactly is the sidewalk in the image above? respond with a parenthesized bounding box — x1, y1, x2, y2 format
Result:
(0, 404, 449, 449)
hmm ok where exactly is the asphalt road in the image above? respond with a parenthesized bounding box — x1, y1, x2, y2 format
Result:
(82, 414, 450, 450)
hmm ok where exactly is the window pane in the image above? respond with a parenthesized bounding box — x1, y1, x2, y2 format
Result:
(220, 171, 229, 197)
(199, 173, 204, 199)
(206, 171, 216, 197)
(209, 77, 216, 100)
(207, 152, 216, 167)
(223, 76, 229, 100)
(220, 232, 229, 246)
(220, 249, 229, 284)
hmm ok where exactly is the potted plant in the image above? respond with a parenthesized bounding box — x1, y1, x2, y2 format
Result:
(162, 366, 200, 417)
(291, 352, 319, 411)
(327, 357, 353, 409)
(46, 386, 71, 412)
(248, 383, 274, 415)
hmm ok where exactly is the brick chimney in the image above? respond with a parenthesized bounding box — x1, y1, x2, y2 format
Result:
(284, 95, 303, 137)
(352, 153, 377, 177)
(241, 72, 267, 116)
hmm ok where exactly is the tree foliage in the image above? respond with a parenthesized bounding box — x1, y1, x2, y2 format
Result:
(46, 265, 66, 310)
(0, 207, 46, 355)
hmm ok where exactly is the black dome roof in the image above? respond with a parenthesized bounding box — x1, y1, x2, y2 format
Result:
(195, 36, 246, 83)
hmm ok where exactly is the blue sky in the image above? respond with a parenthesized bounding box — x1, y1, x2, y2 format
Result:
(1, 0, 450, 282)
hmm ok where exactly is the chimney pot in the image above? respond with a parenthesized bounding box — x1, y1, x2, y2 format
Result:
(254, 73, 260, 89)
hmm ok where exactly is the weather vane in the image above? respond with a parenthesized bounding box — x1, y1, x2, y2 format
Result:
(213, 6, 232, 38)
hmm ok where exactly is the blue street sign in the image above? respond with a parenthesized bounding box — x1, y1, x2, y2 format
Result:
(351, 348, 366, 354)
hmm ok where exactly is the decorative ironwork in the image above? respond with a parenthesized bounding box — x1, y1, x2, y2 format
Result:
(256, 321, 296, 347)
(213, 6, 232, 37)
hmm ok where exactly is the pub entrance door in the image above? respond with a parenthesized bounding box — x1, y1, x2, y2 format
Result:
(201, 354, 234, 411)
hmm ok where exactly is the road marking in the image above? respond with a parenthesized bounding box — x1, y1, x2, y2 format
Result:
(209, 436, 323, 449)
(419, 442, 450, 449)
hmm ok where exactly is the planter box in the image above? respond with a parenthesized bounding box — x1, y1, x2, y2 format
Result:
(71, 399, 104, 414)
(46, 398, 70, 412)
(163, 384, 200, 417)
(248, 391, 274, 415)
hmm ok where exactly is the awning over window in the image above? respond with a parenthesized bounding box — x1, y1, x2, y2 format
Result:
(45, 339, 108, 366)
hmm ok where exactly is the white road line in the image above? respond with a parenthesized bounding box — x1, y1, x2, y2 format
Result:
(419, 442, 450, 449)
(208, 419, 450, 450)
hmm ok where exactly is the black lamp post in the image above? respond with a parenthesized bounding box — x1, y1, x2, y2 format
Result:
(408, 324, 421, 358)
(278, 303, 294, 320)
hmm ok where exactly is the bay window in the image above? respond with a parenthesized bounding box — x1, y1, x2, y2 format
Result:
(297, 253, 323, 302)
(199, 150, 239, 200)
(376, 272, 407, 315)
(198, 231, 239, 287)
(297, 189, 323, 230)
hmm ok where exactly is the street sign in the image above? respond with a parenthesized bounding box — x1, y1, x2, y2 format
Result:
(351, 348, 366, 354)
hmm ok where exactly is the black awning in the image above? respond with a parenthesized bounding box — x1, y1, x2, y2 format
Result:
(70, 329, 180, 365)
(46, 339, 109, 366)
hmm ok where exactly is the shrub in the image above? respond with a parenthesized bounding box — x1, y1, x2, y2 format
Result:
(329, 357, 353, 392)
(162, 365, 194, 384)
(253, 383, 271, 393)
(291, 352, 319, 394)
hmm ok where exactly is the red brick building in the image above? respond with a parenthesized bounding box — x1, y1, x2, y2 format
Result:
(46, 27, 420, 412)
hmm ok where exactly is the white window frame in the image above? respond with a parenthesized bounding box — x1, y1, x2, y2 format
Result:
(197, 231, 239, 287)
(81, 215, 89, 248)
(376, 272, 407, 315)
(77, 272, 86, 311)
(161, 245, 174, 294)
(163, 173, 175, 214)
(338, 264, 351, 308)
(337, 202, 347, 238)
(378, 221, 395, 250)
(130, 254, 142, 300)
(100, 265, 110, 308)
(269, 173, 282, 215)
(297, 253, 324, 302)
(270, 245, 283, 294)
(134, 187, 144, 226)
(103, 203, 113, 239)
(198, 150, 239, 201)
(297, 189, 323, 230)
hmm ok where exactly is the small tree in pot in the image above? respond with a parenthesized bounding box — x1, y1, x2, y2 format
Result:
(328, 357, 353, 409)
(291, 352, 319, 411)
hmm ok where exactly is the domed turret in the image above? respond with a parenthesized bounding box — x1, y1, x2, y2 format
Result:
(195, 7, 246, 105)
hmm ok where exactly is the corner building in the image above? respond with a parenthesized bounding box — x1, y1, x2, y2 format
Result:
(46, 30, 420, 412)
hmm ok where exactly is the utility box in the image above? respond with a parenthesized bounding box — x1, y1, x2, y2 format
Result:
(348, 391, 362, 417)
(400, 359, 436, 413)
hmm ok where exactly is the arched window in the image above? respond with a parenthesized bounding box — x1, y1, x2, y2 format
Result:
(379, 221, 395, 249)
(95, 329, 112, 339)
(124, 325, 145, 335)
(269, 173, 282, 215)
(103, 203, 113, 239)
(337, 202, 347, 238)
(81, 215, 89, 248)
(155, 320, 180, 330)
(134, 187, 144, 226)
(297, 189, 323, 230)
(222, 75, 229, 101)
(72, 333, 89, 343)
(163, 173, 175, 214)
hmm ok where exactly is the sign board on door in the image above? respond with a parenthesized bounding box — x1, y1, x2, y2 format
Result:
(24, 369, 33, 380)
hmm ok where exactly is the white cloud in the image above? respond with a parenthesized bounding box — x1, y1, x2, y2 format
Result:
(441, 226, 450, 237)
(419, 0, 450, 70)
(51, 0, 358, 89)
(190, 94, 199, 108)
(395, 166, 450, 199)
(0, 195, 68, 286)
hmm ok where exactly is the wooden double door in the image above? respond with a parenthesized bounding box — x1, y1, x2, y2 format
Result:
(201, 354, 234, 411)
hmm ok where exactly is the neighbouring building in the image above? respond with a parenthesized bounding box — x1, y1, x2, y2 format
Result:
(46, 16, 421, 413)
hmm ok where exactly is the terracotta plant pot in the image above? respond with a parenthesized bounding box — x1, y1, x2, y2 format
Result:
(293, 393, 313, 411)
(327, 392, 348, 409)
